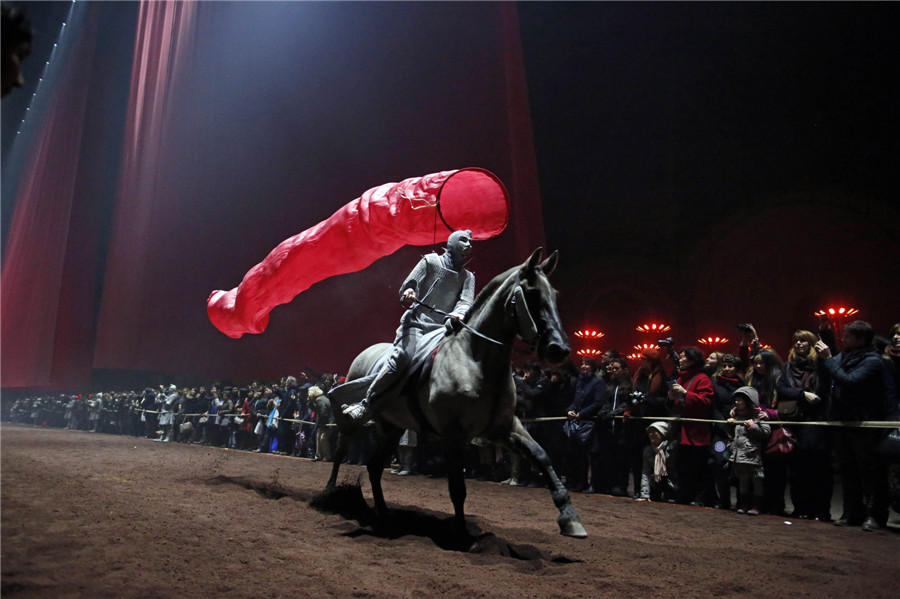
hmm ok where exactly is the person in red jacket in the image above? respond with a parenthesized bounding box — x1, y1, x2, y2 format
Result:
(667, 346, 714, 506)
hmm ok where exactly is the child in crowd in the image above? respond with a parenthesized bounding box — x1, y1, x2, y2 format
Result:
(638, 422, 678, 502)
(727, 387, 771, 515)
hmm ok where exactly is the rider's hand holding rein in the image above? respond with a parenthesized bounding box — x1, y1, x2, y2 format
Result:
(445, 313, 462, 334)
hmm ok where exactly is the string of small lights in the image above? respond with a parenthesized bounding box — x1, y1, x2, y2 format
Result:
(15, 1, 77, 137)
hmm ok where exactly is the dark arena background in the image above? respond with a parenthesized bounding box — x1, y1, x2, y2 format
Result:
(2, 2, 899, 598)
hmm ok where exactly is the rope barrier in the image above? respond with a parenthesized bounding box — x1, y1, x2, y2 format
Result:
(30, 407, 900, 430)
(519, 414, 899, 429)
(127, 409, 335, 428)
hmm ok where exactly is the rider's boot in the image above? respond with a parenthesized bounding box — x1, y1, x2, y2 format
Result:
(341, 397, 371, 422)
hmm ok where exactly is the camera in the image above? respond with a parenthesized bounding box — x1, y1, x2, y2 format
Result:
(658, 337, 674, 347)
(737, 323, 753, 334)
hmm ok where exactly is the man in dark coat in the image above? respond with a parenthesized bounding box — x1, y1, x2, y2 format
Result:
(816, 320, 894, 531)
(564, 358, 608, 492)
(277, 376, 300, 455)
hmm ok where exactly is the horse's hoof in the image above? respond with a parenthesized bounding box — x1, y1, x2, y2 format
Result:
(558, 518, 588, 538)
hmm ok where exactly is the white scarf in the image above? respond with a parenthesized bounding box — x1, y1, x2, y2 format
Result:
(652, 442, 668, 482)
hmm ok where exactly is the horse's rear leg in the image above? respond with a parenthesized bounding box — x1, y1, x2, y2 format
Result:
(367, 424, 404, 516)
(503, 417, 587, 538)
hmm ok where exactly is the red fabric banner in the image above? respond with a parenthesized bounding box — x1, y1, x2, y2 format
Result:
(207, 168, 509, 338)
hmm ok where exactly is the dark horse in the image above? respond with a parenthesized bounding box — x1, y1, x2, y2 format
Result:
(326, 248, 587, 538)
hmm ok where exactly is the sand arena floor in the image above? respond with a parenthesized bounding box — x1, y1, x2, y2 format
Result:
(2, 424, 898, 598)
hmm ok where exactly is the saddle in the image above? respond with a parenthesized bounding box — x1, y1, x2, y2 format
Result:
(329, 328, 445, 434)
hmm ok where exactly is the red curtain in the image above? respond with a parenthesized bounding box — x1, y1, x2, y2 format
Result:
(93, 0, 199, 369)
(1, 3, 100, 387)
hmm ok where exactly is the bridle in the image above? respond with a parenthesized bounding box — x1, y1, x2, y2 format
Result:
(506, 272, 541, 349)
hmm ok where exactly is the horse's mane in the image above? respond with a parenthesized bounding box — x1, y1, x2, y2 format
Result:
(464, 265, 518, 323)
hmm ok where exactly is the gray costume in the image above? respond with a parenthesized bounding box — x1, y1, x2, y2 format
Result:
(340, 230, 475, 420)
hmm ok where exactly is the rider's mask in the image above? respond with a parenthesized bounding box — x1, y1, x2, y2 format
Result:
(446, 230, 473, 268)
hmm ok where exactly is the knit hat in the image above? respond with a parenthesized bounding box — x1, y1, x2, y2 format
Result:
(646, 421, 670, 439)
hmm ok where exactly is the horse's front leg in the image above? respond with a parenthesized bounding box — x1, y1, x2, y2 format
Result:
(503, 417, 587, 538)
(441, 438, 468, 531)
(368, 424, 404, 516)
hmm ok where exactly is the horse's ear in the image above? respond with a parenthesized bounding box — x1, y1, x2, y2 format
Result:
(523, 247, 543, 279)
(538, 251, 558, 276)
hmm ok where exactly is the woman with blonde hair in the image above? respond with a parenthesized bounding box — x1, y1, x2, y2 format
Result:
(776, 329, 832, 520)
(745, 348, 787, 514)
(705, 351, 726, 376)
(308, 386, 336, 462)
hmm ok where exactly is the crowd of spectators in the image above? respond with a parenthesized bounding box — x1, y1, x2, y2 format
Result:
(5, 320, 899, 532)
(512, 319, 900, 532)
(4, 372, 358, 461)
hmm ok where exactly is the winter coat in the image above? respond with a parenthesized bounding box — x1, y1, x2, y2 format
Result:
(639, 422, 678, 500)
(674, 367, 714, 446)
(777, 356, 831, 450)
(711, 375, 742, 439)
(639, 440, 678, 498)
(820, 346, 889, 422)
(727, 387, 771, 467)
(630, 369, 668, 419)
(314, 396, 333, 429)
(567, 373, 607, 419)
(597, 380, 631, 435)
(565, 373, 607, 453)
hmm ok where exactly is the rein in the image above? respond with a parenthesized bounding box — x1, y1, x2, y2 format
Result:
(406, 298, 503, 346)
(406, 270, 544, 349)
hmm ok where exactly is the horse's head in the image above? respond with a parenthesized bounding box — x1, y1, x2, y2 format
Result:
(506, 248, 571, 365)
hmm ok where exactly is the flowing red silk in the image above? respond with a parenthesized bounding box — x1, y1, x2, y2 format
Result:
(207, 168, 509, 338)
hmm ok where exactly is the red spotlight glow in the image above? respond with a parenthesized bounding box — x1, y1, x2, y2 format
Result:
(698, 336, 729, 346)
(574, 329, 605, 339)
(634, 343, 660, 351)
(635, 323, 671, 333)
(625, 352, 644, 361)
(814, 307, 859, 319)
(576, 348, 603, 357)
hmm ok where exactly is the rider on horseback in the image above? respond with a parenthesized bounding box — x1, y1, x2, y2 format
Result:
(340, 230, 475, 422)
